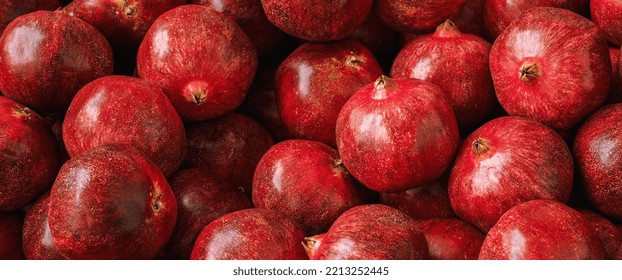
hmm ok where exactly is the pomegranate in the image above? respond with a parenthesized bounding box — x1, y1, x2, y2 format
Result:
(380, 173, 455, 220)
(374, 0, 467, 33)
(453, 0, 486, 38)
(336, 76, 459, 193)
(416, 218, 485, 260)
(579, 209, 622, 259)
(22, 192, 66, 260)
(0, 0, 62, 33)
(590, 0, 622, 46)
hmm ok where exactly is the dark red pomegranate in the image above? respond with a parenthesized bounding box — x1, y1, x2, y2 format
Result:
(0, 97, 58, 211)
(48, 144, 177, 260)
(0, 211, 24, 259)
(0, 10, 113, 113)
(374, 0, 468, 33)
(484, 0, 589, 40)
(590, 0, 622, 46)
(336, 76, 459, 193)
(62, 75, 186, 177)
(275, 40, 383, 146)
(166, 168, 252, 259)
(137, 5, 257, 121)
(347, 12, 399, 65)
(579, 209, 622, 259)
(191, 0, 284, 55)
(574, 104, 622, 220)
(304, 204, 429, 260)
(184, 113, 273, 195)
(392, 20, 494, 131)
(0, 0, 62, 33)
(416, 218, 485, 260)
(449, 116, 574, 232)
(260, 0, 373, 42)
(380, 173, 455, 220)
(479, 200, 604, 260)
(489, 7, 610, 131)
(64, 0, 185, 75)
(22, 192, 66, 260)
(253, 139, 370, 235)
(190, 208, 308, 260)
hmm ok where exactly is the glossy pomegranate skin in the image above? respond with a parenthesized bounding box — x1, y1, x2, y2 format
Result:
(184, 113, 273, 195)
(191, 0, 284, 55)
(166, 168, 252, 259)
(22, 192, 66, 260)
(0, 211, 25, 259)
(64, 0, 185, 74)
(0, 0, 62, 33)
(48, 144, 177, 260)
(276, 40, 383, 146)
(392, 20, 494, 131)
(336, 76, 459, 193)
(449, 116, 574, 232)
(260, 0, 373, 42)
(62, 75, 186, 177)
(579, 209, 622, 259)
(0, 10, 113, 113)
(591, 0, 622, 47)
(137, 5, 257, 121)
(253, 140, 370, 235)
(380, 174, 455, 220)
(484, 0, 589, 40)
(574, 104, 622, 220)
(479, 200, 604, 260)
(190, 208, 308, 260)
(374, 0, 468, 33)
(304, 204, 429, 260)
(416, 218, 485, 260)
(489, 7, 610, 131)
(0, 97, 58, 211)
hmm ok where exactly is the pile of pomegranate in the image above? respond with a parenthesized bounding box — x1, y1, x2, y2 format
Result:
(2, 0, 622, 260)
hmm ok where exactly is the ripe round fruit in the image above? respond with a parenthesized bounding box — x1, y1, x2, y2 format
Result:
(303, 204, 429, 260)
(375, 0, 468, 33)
(22, 192, 66, 260)
(260, 0, 373, 42)
(137, 5, 257, 121)
(449, 116, 574, 232)
(252, 139, 370, 235)
(489, 7, 610, 131)
(190, 208, 308, 260)
(574, 104, 622, 220)
(579, 209, 622, 259)
(416, 218, 485, 260)
(0, 97, 58, 211)
(479, 200, 604, 260)
(0, 0, 62, 33)
(48, 144, 177, 260)
(63, 75, 186, 177)
(380, 174, 455, 220)
(0, 10, 113, 113)
(336, 76, 459, 193)
(590, 0, 622, 46)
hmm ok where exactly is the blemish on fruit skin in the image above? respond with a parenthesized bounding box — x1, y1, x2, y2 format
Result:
(5, 25, 44, 65)
(152, 28, 170, 59)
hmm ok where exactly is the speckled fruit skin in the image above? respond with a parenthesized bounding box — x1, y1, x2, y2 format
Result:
(0, 0, 62, 33)
(374, 0, 467, 34)
(449, 116, 574, 232)
(191, 0, 284, 55)
(574, 104, 622, 220)
(416, 218, 485, 260)
(484, 0, 588, 40)
(252, 140, 370, 235)
(276, 40, 383, 147)
(22, 192, 66, 260)
(137, 5, 257, 121)
(0, 211, 25, 259)
(479, 200, 604, 260)
(48, 144, 177, 260)
(0, 97, 58, 211)
(579, 210, 622, 259)
(62, 75, 186, 177)
(489, 7, 610, 131)
(0, 10, 113, 113)
(380, 174, 455, 220)
(260, 0, 372, 42)
(336, 76, 459, 193)
(304, 204, 429, 260)
(166, 168, 252, 259)
(590, 0, 622, 47)
(190, 208, 308, 260)
(392, 20, 494, 131)
(185, 113, 273, 195)
(64, 0, 185, 74)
